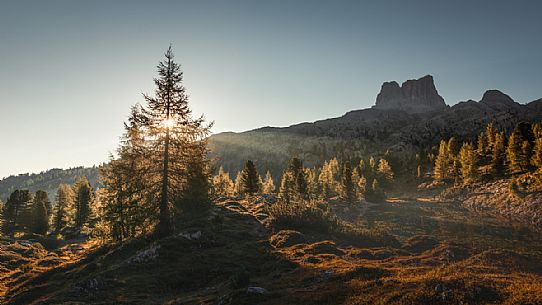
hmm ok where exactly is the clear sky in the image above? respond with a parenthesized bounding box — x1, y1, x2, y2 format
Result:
(1, 0, 541, 178)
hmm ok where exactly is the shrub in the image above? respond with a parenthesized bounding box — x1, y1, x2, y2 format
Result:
(268, 200, 339, 233)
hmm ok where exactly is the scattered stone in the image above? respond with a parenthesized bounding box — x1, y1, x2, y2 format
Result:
(319, 269, 334, 281)
(434, 283, 446, 293)
(126, 245, 160, 264)
(247, 286, 268, 294)
(179, 231, 202, 240)
(72, 277, 105, 297)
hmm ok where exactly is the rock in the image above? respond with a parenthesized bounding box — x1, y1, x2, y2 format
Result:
(179, 230, 202, 240)
(373, 75, 447, 114)
(434, 283, 446, 293)
(72, 277, 105, 297)
(320, 269, 334, 281)
(247, 286, 268, 294)
(269, 230, 306, 248)
(126, 245, 160, 264)
(480, 90, 516, 110)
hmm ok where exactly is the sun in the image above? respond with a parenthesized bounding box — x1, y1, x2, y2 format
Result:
(162, 118, 176, 128)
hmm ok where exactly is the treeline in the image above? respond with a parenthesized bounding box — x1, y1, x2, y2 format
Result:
(212, 155, 395, 203)
(0, 166, 100, 201)
(0, 177, 94, 238)
(432, 122, 542, 185)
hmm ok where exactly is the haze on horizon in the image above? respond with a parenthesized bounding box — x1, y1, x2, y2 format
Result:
(1, 0, 542, 179)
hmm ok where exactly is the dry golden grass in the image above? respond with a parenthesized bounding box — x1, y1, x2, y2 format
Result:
(2, 196, 542, 304)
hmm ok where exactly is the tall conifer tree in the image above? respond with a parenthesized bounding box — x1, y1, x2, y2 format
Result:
(240, 160, 259, 195)
(74, 176, 93, 229)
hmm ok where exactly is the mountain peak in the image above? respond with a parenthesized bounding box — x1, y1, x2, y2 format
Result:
(373, 75, 447, 114)
(480, 90, 515, 105)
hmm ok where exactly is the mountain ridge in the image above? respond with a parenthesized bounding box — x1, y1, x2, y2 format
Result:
(209, 75, 542, 176)
(3, 76, 541, 196)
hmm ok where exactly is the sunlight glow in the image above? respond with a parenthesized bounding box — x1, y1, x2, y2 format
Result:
(162, 118, 176, 128)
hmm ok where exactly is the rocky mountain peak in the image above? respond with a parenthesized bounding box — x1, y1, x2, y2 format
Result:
(480, 90, 515, 105)
(373, 75, 447, 114)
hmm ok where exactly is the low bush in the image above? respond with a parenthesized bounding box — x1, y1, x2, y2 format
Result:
(268, 200, 339, 233)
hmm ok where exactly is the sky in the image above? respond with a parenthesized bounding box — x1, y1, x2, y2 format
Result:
(1, 0, 542, 178)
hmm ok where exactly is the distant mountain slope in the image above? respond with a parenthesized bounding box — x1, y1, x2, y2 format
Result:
(209, 75, 542, 176)
(0, 167, 101, 201)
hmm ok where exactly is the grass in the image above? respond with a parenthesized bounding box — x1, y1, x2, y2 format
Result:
(2, 196, 542, 304)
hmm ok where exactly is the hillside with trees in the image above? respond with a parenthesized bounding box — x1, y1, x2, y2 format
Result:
(426, 121, 542, 228)
(209, 81, 542, 181)
(0, 167, 100, 203)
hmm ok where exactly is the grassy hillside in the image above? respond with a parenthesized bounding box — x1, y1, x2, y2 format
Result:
(2, 196, 541, 304)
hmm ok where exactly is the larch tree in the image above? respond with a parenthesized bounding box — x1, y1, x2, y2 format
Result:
(233, 171, 243, 196)
(507, 122, 535, 174)
(486, 123, 495, 152)
(141, 46, 211, 237)
(213, 166, 234, 197)
(52, 184, 75, 233)
(532, 138, 542, 172)
(459, 142, 477, 184)
(491, 132, 506, 176)
(2, 190, 33, 236)
(31, 198, 49, 235)
(305, 168, 319, 200)
(377, 159, 394, 186)
(99, 107, 154, 241)
(278, 172, 294, 203)
(34, 190, 51, 218)
(240, 160, 259, 195)
(351, 167, 361, 197)
(74, 176, 94, 229)
(340, 161, 356, 202)
(520, 140, 533, 172)
(507, 130, 522, 173)
(318, 160, 334, 198)
(100, 46, 212, 239)
(434, 140, 448, 182)
(262, 170, 276, 194)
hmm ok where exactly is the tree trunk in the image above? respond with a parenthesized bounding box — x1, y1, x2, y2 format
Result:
(157, 126, 172, 237)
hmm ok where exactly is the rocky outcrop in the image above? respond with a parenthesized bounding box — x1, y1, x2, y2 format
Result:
(478, 90, 519, 111)
(210, 86, 542, 176)
(373, 75, 447, 113)
(462, 175, 542, 229)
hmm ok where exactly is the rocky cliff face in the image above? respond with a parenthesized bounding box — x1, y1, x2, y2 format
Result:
(373, 75, 447, 113)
